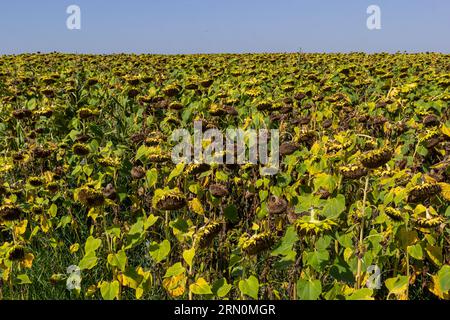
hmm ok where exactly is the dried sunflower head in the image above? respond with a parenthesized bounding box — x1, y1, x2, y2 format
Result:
(152, 188, 186, 211)
(361, 148, 392, 169)
(240, 232, 276, 255)
(72, 143, 90, 156)
(414, 216, 445, 228)
(194, 220, 223, 249)
(407, 183, 442, 203)
(294, 216, 337, 236)
(340, 164, 368, 180)
(77, 108, 99, 120)
(97, 156, 120, 168)
(209, 184, 229, 198)
(76, 185, 105, 207)
(267, 195, 288, 214)
(0, 204, 22, 222)
(147, 147, 170, 163)
(28, 176, 44, 187)
(384, 207, 403, 221)
(8, 246, 26, 261)
(185, 163, 211, 176)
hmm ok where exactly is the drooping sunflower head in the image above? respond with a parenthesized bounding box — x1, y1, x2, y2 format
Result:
(240, 232, 276, 255)
(361, 148, 392, 169)
(147, 147, 171, 163)
(72, 143, 90, 156)
(294, 216, 337, 236)
(8, 246, 26, 261)
(97, 156, 120, 168)
(384, 207, 403, 221)
(152, 188, 186, 211)
(75, 185, 105, 207)
(28, 176, 44, 187)
(414, 216, 445, 228)
(0, 204, 22, 222)
(407, 183, 442, 203)
(162, 83, 181, 97)
(340, 164, 368, 180)
(194, 220, 223, 249)
(77, 108, 99, 120)
(185, 163, 211, 176)
(267, 195, 288, 214)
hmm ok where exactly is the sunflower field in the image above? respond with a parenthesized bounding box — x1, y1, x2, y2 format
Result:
(0, 52, 450, 300)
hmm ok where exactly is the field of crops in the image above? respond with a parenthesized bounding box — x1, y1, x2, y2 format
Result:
(0, 52, 449, 300)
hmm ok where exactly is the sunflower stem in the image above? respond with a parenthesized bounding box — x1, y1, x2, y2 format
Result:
(356, 175, 370, 289)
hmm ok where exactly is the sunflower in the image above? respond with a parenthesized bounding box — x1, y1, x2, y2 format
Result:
(76, 185, 105, 207)
(152, 188, 186, 211)
(185, 163, 211, 176)
(240, 232, 276, 255)
(0, 205, 22, 222)
(72, 143, 90, 156)
(384, 207, 403, 221)
(294, 215, 337, 236)
(78, 108, 99, 120)
(340, 164, 368, 180)
(209, 184, 229, 198)
(8, 246, 26, 261)
(28, 176, 44, 187)
(194, 221, 223, 249)
(407, 183, 442, 203)
(267, 195, 288, 214)
(361, 148, 392, 169)
(414, 216, 445, 228)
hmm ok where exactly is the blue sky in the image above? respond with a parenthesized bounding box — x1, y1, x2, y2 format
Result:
(0, 0, 449, 54)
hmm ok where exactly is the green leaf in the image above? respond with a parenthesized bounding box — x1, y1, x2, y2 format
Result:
(85, 236, 102, 253)
(212, 278, 232, 298)
(149, 240, 171, 263)
(164, 262, 185, 278)
(346, 288, 374, 300)
(407, 243, 424, 260)
(107, 250, 127, 272)
(79, 251, 98, 270)
(167, 162, 185, 183)
(239, 275, 259, 299)
(322, 194, 346, 218)
(48, 203, 58, 217)
(189, 277, 213, 295)
(385, 275, 409, 295)
(305, 250, 329, 271)
(271, 225, 298, 256)
(16, 274, 32, 285)
(100, 280, 120, 300)
(296, 278, 322, 300)
(144, 214, 159, 230)
(145, 168, 158, 188)
(136, 145, 149, 161)
(437, 265, 450, 292)
(182, 247, 195, 268)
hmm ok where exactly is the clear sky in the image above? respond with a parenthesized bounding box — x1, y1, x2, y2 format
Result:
(0, 0, 449, 54)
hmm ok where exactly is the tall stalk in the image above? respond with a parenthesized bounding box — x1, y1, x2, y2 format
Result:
(356, 175, 370, 289)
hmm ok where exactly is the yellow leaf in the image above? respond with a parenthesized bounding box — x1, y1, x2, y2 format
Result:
(14, 220, 28, 235)
(429, 274, 450, 300)
(40, 215, 51, 233)
(163, 273, 187, 298)
(20, 253, 34, 269)
(441, 125, 450, 138)
(438, 183, 450, 201)
(188, 198, 204, 215)
(70, 243, 80, 254)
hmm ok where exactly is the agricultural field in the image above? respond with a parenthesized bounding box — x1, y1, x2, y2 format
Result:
(0, 52, 449, 300)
